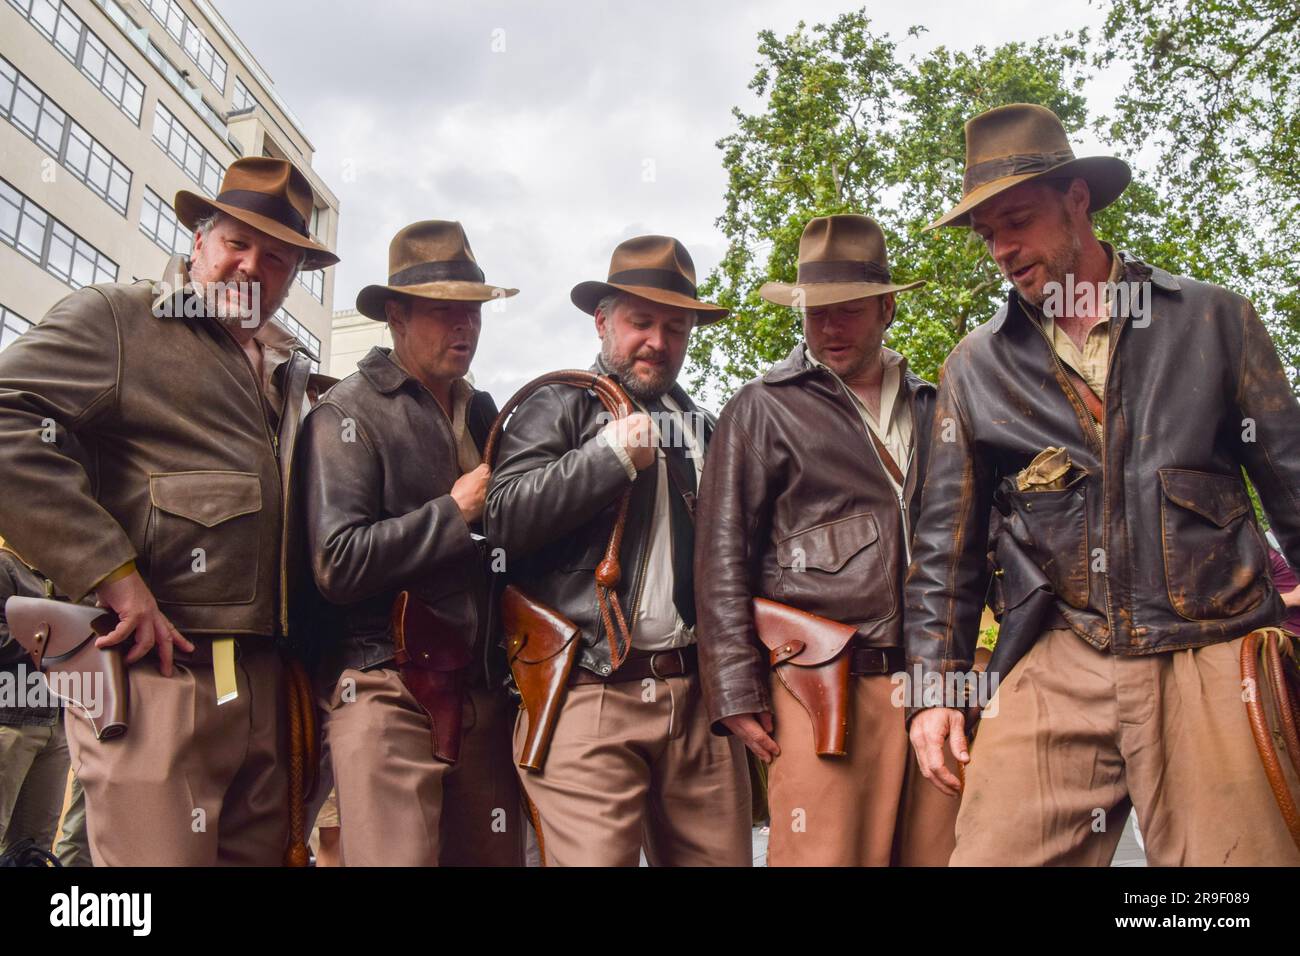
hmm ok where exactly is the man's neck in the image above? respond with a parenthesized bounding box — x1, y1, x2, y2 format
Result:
(392, 348, 455, 416)
(826, 345, 886, 416)
(1059, 237, 1114, 334)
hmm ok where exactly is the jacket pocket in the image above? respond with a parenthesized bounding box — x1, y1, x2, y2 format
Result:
(1002, 469, 1090, 608)
(1159, 468, 1267, 621)
(146, 471, 262, 606)
(775, 512, 894, 624)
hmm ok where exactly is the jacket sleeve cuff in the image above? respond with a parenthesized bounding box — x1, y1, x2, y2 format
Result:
(93, 560, 137, 590)
(596, 429, 638, 481)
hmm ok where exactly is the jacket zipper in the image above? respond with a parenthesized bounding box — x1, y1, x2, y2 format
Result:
(1028, 314, 1115, 640)
(215, 321, 287, 635)
(829, 375, 912, 562)
(275, 353, 303, 637)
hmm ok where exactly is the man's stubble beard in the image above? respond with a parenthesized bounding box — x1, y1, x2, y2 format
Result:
(1018, 208, 1082, 309)
(601, 336, 679, 402)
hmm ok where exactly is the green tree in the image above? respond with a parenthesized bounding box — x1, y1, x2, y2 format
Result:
(1096, 0, 1300, 386)
(688, 6, 1297, 402)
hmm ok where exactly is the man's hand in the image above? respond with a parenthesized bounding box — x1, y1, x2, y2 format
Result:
(722, 711, 780, 763)
(94, 570, 194, 677)
(602, 412, 656, 471)
(451, 462, 491, 524)
(1282, 584, 1300, 609)
(909, 707, 970, 797)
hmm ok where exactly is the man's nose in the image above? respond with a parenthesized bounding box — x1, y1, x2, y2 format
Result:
(991, 231, 1018, 268)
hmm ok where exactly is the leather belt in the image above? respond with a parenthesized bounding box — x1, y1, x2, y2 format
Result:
(849, 645, 904, 676)
(570, 644, 698, 685)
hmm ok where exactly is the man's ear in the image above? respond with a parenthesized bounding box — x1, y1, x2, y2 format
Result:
(882, 293, 897, 329)
(594, 306, 608, 340)
(384, 297, 407, 331)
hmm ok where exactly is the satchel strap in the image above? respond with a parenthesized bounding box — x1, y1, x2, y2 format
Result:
(484, 370, 638, 671)
(1061, 366, 1105, 433)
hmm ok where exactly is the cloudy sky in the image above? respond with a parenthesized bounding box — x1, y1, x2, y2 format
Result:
(214, 0, 1117, 402)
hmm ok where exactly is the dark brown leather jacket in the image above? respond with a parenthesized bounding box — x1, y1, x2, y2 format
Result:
(484, 355, 713, 678)
(0, 257, 313, 638)
(905, 253, 1300, 709)
(297, 347, 500, 685)
(694, 343, 936, 729)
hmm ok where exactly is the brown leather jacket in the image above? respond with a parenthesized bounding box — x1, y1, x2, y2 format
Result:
(905, 252, 1300, 710)
(484, 355, 713, 678)
(297, 347, 500, 684)
(0, 256, 313, 638)
(694, 342, 936, 729)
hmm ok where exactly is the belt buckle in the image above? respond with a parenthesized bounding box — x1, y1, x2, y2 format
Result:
(650, 647, 685, 681)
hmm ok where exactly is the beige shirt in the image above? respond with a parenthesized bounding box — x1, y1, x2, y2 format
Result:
(806, 344, 914, 493)
(444, 377, 481, 475)
(601, 393, 705, 651)
(1038, 247, 1124, 399)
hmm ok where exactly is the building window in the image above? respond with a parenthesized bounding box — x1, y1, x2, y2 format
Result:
(0, 178, 118, 289)
(141, 0, 227, 93)
(6, 0, 145, 124)
(296, 267, 324, 304)
(273, 306, 321, 369)
(0, 303, 34, 352)
(139, 186, 192, 256)
(152, 101, 224, 197)
(0, 56, 133, 215)
(231, 76, 258, 113)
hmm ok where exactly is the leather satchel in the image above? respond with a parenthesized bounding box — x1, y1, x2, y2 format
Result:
(752, 597, 857, 756)
(390, 590, 473, 764)
(484, 369, 636, 772)
(4, 596, 128, 740)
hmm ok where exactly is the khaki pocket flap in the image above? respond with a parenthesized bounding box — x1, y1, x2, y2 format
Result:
(149, 471, 262, 528)
(1158, 469, 1249, 528)
(776, 512, 880, 573)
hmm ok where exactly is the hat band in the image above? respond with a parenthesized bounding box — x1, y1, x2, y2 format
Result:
(963, 148, 1076, 194)
(388, 260, 486, 286)
(607, 268, 696, 299)
(216, 189, 308, 237)
(796, 260, 892, 285)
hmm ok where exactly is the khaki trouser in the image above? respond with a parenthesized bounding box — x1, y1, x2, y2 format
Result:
(55, 773, 92, 867)
(65, 641, 287, 866)
(324, 667, 524, 867)
(952, 627, 1300, 866)
(767, 672, 960, 866)
(515, 669, 752, 867)
(0, 717, 70, 854)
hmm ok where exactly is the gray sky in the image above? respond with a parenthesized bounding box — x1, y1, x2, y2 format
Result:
(214, 0, 1116, 401)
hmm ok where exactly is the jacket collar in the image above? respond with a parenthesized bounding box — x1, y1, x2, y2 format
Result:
(149, 254, 310, 359)
(358, 346, 477, 405)
(591, 352, 698, 413)
(763, 341, 933, 396)
(990, 248, 1181, 334)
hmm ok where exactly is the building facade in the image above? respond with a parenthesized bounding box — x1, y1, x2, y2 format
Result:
(0, 0, 339, 366)
(328, 308, 389, 381)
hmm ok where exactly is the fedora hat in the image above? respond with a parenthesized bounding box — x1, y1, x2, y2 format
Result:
(174, 156, 338, 269)
(355, 220, 518, 320)
(927, 103, 1131, 230)
(571, 235, 728, 324)
(760, 214, 923, 308)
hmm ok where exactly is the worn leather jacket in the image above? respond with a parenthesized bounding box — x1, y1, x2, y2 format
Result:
(905, 253, 1300, 708)
(694, 342, 935, 728)
(297, 347, 500, 686)
(0, 256, 313, 639)
(484, 355, 713, 678)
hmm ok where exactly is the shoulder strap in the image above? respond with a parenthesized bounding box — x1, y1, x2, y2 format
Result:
(484, 370, 638, 670)
(1061, 366, 1105, 431)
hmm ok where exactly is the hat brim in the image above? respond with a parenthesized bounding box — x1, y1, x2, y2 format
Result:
(174, 190, 339, 270)
(570, 281, 729, 325)
(356, 282, 519, 321)
(759, 279, 924, 308)
(924, 156, 1132, 231)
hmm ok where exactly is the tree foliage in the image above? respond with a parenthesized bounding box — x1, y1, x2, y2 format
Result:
(688, 5, 1300, 403)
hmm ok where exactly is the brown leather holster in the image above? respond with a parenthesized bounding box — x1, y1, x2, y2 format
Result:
(484, 369, 636, 773)
(752, 597, 858, 756)
(502, 584, 580, 772)
(390, 590, 473, 764)
(4, 596, 128, 740)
